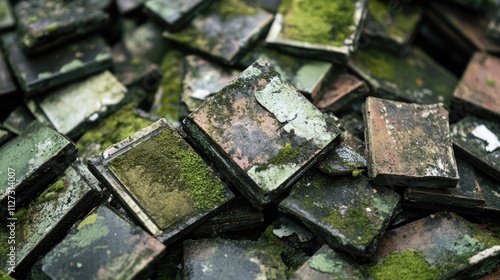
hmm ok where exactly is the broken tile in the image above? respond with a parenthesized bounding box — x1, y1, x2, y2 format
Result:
(14, 0, 109, 53)
(453, 52, 500, 120)
(88, 119, 234, 243)
(76, 102, 153, 161)
(164, 0, 274, 65)
(240, 42, 333, 98)
(0, 0, 15, 31)
(116, 0, 146, 14)
(451, 116, 500, 182)
(183, 238, 288, 279)
(337, 112, 365, 141)
(279, 170, 400, 259)
(2, 33, 113, 97)
(0, 160, 103, 279)
(476, 169, 500, 215)
(292, 245, 370, 280)
(404, 158, 485, 213)
(265, 0, 368, 64)
(31, 205, 166, 279)
(314, 72, 369, 114)
(27, 71, 128, 139)
(368, 212, 500, 279)
(363, 0, 422, 55)
(0, 122, 77, 212)
(388, 207, 436, 230)
(144, 0, 213, 31)
(349, 47, 458, 106)
(182, 55, 239, 115)
(364, 97, 459, 188)
(183, 59, 342, 209)
(2, 105, 35, 135)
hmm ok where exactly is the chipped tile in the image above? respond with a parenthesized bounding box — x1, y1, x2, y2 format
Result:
(144, 0, 213, 31)
(164, 0, 273, 65)
(451, 116, 500, 181)
(32, 205, 166, 279)
(453, 52, 500, 120)
(183, 59, 342, 209)
(88, 119, 234, 243)
(364, 97, 459, 188)
(349, 47, 458, 106)
(1, 33, 112, 97)
(368, 212, 500, 279)
(279, 170, 400, 259)
(265, 0, 368, 64)
(183, 238, 288, 280)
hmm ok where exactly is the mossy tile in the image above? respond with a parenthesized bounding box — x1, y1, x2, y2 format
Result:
(476, 169, 500, 215)
(182, 55, 239, 116)
(265, 0, 368, 64)
(315, 130, 367, 177)
(183, 59, 342, 209)
(32, 205, 166, 280)
(451, 116, 500, 181)
(1, 160, 102, 279)
(0, 122, 76, 212)
(368, 212, 500, 280)
(279, 170, 400, 259)
(0, 0, 15, 31)
(453, 52, 500, 120)
(1, 33, 113, 97)
(14, 0, 108, 53)
(164, 0, 274, 66)
(364, 97, 459, 188)
(27, 71, 128, 139)
(349, 47, 458, 106)
(404, 158, 485, 213)
(183, 238, 288, 280)
(144, 0, 213, 31)
(292, 245, 369, 280)
(88, 118, 234, 243)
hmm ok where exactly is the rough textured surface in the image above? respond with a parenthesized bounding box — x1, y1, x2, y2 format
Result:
(0, 122, 76, 210)
(164, 0, 273, 65)
(183, 59, 342, 209)
(292, 245, 369, 280)
(31, 71, 128, 139)
(144, 0, 212, 31)
(368, 212, 500, 280)
(183, 238, 288, 280)
(453, 52, 500, 120)
(33, 205, 166, 280)
(314, 72, 369, 113)
(89, 119, 233, 243)
(279, 170, 400, 259)
(364, 97, 459, 188)
(1, 33, 112, 96)
(349, 47, 458, 106)
(451, 116, 500, 181)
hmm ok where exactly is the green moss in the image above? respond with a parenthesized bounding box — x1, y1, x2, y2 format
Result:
(36, 179, 66, 204)
(255, 143, 300, 172)
(46, 24, 58, 32)
(215, 0, 258, 19)
(323, 206, 373, 244)
(468, 224, 500, 249)
(368, 251, 442, 280)
(369, 0, 421, 39)
(352, 169, 363, 177)
(130, 57, 141, 66)
(77, 213, 98, 230)
(486, 79, 496, 87)
(153, 51, 184, 123)
(14, 208, 27, 221)
(0, 270, 14, 280)
(280, 0, 355, 46)
(60, 59, 84, 73)
(27, 16, 38, 24)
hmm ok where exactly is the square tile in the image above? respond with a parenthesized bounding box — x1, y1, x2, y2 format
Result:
(314, 72, 369, 113)
(183, 59, 342, 209)
(364, 97, 459, 188)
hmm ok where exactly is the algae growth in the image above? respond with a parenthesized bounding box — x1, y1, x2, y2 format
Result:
(368, 251, 441, 280)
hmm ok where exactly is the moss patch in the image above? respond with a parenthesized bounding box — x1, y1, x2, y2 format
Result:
(280, 0, 355, 46)
(486, 79, 496, 87)
(368, 251, 441, 280)
(215, 0, 258, 19)
(323, 206, 373, 244)
(153, 51, 184, 123)
(77, 213, 98, 230)
(36, 179, 66, 204)
(60, 59, 84, 73)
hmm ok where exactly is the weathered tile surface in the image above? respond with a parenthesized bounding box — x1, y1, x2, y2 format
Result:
(144, 0, 213, 31)
(28, 71, 128, 139)
(292, 245, 370, 280)
(1, 33, 112, 96)
(183, 59, 342, 209)
(89, 119, 234, 243)
(364, 97, 459, 188)
(0, 123, 77, 210)
(453, 52, 500, 120)
(32, 205, 166, 279)
(451, 116, 500, 181)
(0, 0, 15, 31)
(265, 0, 368, 64)
(164, 0, 274, 65)
(349, 47, 458, 106)
(14, 0, 108, 53)
(368, 212, 500, 280)
(183, 238, 288, 280)
(2, 105, 35, 135)
(0, 160, 102, 278)
(279, 170, 400, 259)
(404, 158, 485, 213)
(476, 169, 500, 215)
